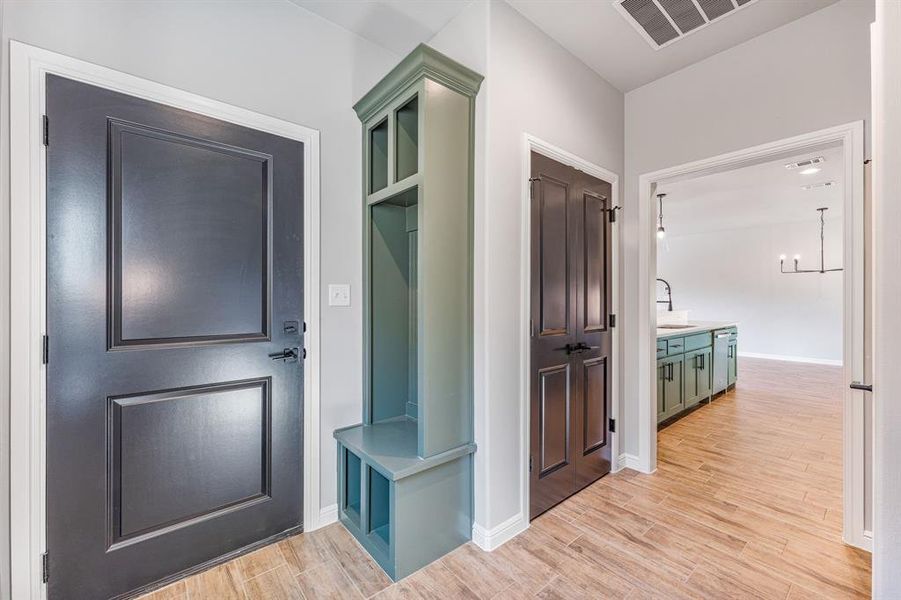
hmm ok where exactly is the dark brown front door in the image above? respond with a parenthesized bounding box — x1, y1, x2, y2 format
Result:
(529, 152, 613, 519)
(46, 74, 304, 598)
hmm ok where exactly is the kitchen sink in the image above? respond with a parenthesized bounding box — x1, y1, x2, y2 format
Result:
(657, 324, 695, 329)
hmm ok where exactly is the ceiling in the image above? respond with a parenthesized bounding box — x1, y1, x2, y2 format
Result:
(293, 0, 838, 91)
(290, 0, 472, 56)
(501, 0, 836, 92)
(657, 145, 843, 237)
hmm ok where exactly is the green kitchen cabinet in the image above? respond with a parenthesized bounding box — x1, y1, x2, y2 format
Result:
(684, 347, 712, 408)
(656, 339, 667, 359)
(335, 44, 483, 581)
(657, 326, 728, 425)
(657, 354, 684, 423)
(657, 359, 666, 417)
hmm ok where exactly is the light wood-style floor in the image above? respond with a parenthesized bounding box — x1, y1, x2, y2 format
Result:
(139, 358, 870, 599)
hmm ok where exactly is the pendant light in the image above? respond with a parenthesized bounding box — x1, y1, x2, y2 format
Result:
(656, 193, 666, 239)
(779, 207, 843, 274)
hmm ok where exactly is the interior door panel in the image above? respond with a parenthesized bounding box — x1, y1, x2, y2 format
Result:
(46, 74, 304, 599)
(530, 152, 613, 519)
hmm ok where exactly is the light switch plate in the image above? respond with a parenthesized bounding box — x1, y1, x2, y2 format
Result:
(328, 284, 351, 307)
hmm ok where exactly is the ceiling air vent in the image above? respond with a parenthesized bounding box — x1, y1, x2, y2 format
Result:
(784, 156, 826, 170)
(616, 0, 759, 50)
(802, 181, 836, 191)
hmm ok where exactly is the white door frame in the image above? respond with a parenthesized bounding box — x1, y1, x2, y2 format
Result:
(519, 134, 622, 531)
(8, 41, 322, 599)
(634, 121, 869, 550)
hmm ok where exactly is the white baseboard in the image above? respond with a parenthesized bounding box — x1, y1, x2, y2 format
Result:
(620, 453, 650, 473)
(738, 351, 843, 366)
(308, 504, 337, 531)
(471, 512, 528, 551)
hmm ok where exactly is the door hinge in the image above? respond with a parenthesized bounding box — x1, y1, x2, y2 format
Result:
(528, 177, 541, 199)
(41, 552, 49, 583)
(609, 418, 616, 433)
(529, 455, 533, 473)
(42, 335, 49, 365)
(42, 115, 49, 147)
(607, 206, 621, 222)
(609, 314, 616, 328)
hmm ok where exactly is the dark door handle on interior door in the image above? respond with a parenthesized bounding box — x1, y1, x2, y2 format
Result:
(268, 347, 299, 363)
(556, 342, 594, 354)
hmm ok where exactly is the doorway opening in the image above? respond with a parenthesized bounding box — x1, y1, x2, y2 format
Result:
(636, 122, 870, 552)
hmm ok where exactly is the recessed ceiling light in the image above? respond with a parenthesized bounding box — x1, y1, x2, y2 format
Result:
(800, 167, 821, 175)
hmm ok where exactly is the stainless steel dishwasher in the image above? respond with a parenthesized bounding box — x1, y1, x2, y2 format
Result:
(713, 329, 731, 395)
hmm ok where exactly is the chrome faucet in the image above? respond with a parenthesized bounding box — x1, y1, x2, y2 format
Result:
(656, 278, 673, 312)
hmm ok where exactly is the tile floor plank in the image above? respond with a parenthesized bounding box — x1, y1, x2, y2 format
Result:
(135, 358, 869, 600)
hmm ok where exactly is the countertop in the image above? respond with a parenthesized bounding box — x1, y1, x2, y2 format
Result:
(656, 320, 738, 340)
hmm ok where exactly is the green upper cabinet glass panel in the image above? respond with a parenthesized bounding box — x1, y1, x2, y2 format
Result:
(370, 118, 389, 193)
(395, 96, 419, 181)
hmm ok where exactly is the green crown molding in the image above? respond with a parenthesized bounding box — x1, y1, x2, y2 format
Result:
(354, 43, 484, 123)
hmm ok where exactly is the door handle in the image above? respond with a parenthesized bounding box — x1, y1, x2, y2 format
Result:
(556, 343, 583, 354)
(850, 381, 873, 392)
(556, 342, 598, 354)
(269, 347, 299, 363)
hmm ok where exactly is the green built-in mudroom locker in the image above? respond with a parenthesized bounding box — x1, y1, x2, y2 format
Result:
(334, 44, 483, 580)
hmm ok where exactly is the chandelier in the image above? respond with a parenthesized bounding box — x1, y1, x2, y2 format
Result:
(779, 207, 843, 274)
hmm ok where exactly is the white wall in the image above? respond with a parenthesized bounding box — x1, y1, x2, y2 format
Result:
(623, 0, 873, 458)
(0, 1, 8, 594)
(425, 0, 493, 542)
(431, 1, 625, 539)
(658, 217, 844, 363)
(0, 4, 399, 587)
(872, 0, 901, 595)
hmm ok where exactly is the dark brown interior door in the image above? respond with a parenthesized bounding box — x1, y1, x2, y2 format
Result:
(529, 152, 613, 520)
(46, 74, 304, 599)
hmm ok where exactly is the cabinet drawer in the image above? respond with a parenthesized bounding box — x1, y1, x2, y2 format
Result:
(666, 337, 685, 356)
(683, 332, 712, 351)
(656, 339, 667, 359)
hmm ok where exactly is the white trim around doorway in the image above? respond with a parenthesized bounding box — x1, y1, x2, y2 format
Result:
(634, 121, 868, 551)
(515, 133, 622, 543)
(8, 40, 323, 599)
